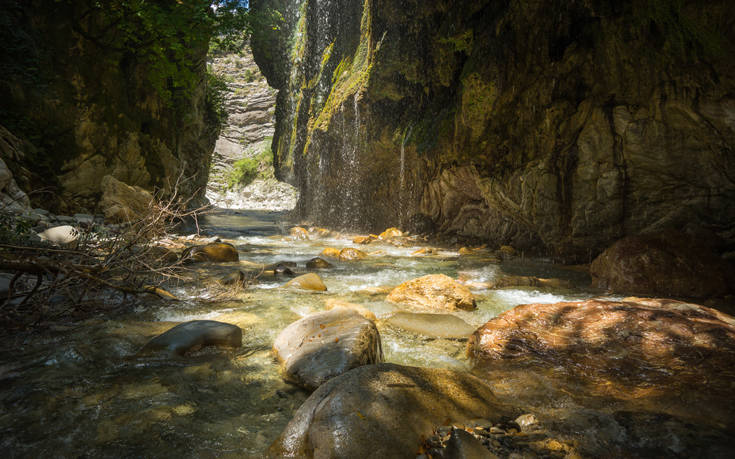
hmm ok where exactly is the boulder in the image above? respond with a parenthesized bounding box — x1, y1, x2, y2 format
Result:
(37, 225, 80, 246)
(489, 275, 573, 289)
(378, 227, 403, 240)
(387, 274, 477, 311)
(182, 242, 239, 263)
(338, 247, 367, 261)
(99, 175, 153, 223)
(305, 257, 331, 269)
(139, 320, 242, 356)
(590, 231, 734, 298)
(283, 272, 327, 291)
(352, 235, 376, 245)
(384, 312, 475, 339)
(0, 157, 30, 213)
(269, 363, 512, 458)
(467, 298, 735, 428)
(272, 309, 383, 390)
(320, 247, 341, 258)
(289, 226, 309, 240)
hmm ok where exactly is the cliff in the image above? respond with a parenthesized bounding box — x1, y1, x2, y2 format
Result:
(252, 0, 735, 261)
(0, 1, 219, 214)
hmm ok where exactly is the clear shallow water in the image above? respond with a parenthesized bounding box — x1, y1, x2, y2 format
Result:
(0, 208, 609, 457)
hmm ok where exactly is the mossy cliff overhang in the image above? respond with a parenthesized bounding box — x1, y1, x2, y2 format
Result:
(0, 1, 219, 213)
(252, 0, 735, 261)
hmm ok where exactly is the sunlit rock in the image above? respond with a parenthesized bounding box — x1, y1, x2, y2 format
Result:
(591, 230, 734, 298)
(283, 273, 327, 291)
(308, 227, 331, 238)
(139, 320, 242, 357)
(338, 247, 367, 261)
(378, 227, 403, 240)
(289, 226, 309, 240)
(384, 311, 475, 339)
(269, 363, 511, 457)
(181, 242, 239, 263)
(272, 309, 382, 390)
(305, 257, 331, 270)
(352, 235, 375, 245)
(37, 225, 80, 245)
(319, 247, 341, 258)
(387, 274, 476, 311)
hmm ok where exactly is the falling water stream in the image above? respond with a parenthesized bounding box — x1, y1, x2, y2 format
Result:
(0, 207, 632, 457)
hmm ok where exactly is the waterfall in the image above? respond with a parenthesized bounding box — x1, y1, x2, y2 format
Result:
(399, 124, 412, 228)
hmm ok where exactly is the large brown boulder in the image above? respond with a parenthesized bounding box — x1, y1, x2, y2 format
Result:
(269, 363, 512, 458)
(590, 231, 734, 298)
(272, 309, 382, 390)
(467, 298, 735, 433)
(283, 273, 327, 291)
(387, 274, 476, 311)
(181, 242, 239, 263)
(139, 320, 242, 357)
(99, 175, 153, 223)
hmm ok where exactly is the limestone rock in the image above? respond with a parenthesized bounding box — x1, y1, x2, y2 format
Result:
(590, 231, 734, 298)
(320, 247, 341, 258)
(289, 226, 309, 240)
(99, 175, 153, 223)
(387, 274, 477, 311)
(0, 156, 30, 213)
(324, 298, 377, 321)
(182, 242, 239, 263)
(268, 363, 512, 458)
(305, 257, 331, 269)
(272, 309, 382, 390)
(384, 311, 475, 339)
(338, 247, 367, 261)
(283, 272, 327, 291)
(378, 227, 403, 240)
(139, 320, 242, 357)
(37, 225, 80, 246)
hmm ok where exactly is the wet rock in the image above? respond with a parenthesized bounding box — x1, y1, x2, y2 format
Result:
(443, 429, 497, 459)
(324, 298, 377, 321)
(489, 276, 573, 289)
(265, 261, 296, 276)
(378, 227, 403, 240)
(218, 270, 247, 286)
(181, 242, 239, 263)
(147, 246, 179, 264)
(99, 175, 153, 223)
(467, 298, 735, 431)
(352, 235, 376, 245)
(139, 320, 242, 357)
(269, 363, 512, 458)
(338, 247, 367, 261)
(387, 274, 477, 311)
(590, 231, 734, 298)
(283, 273, 327, 291)
(385, 312, 475, 339)
(305, 257, 331, 270)
(272, 309, 382, 390)
(289, 226, 309, 240)
(37, 225, 80, 245)
(319, 247, 341, 258)
(514, 414, 539, 431)
(412, 247, 438, 256)
(406, 213, 436, 235)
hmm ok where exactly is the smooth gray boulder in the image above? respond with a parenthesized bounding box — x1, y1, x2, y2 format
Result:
(269, 363, 512, 458)
(385, 312, 476, 339)
(139, 320, 242, 357)
(273, 309, 382, 390)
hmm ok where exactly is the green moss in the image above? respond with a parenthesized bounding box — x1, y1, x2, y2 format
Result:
(226, 140, 274, 188)
(459, 73, 496, 139)
(438, 30, 474, 54)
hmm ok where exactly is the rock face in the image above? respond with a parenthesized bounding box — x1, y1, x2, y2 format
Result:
(139, 320, 242, 357)
(590, 231, 734, 298)
(252, 0, 735, 260)
(0, 2, 218, 214)
(99, 175, 153, 223)
(0, 129, 31, 213)
(268, 363, 512, 458)
(272, 309, 382, 390)
(467, 298, 735, 433)
(387, 274, 477, 311)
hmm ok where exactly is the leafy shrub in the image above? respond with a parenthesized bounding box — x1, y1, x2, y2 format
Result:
(226, 142, 273, 189)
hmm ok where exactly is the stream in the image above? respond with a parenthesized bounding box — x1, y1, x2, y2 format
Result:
(0, 208, 613, 457)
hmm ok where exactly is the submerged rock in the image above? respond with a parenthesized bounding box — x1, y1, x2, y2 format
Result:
(139, 320, 242, 357)
(385, 312, 475, 339)
(338, 247, 367, 261)
(283, 273, 327, 291)
(269, 363, 511, 458)
(181, 242, 239, 263)
(324, 298, 377, 321)
(590, 231, 734, 298)
(387, 274, 477, 311)
(489, 275, 573, 289)
(272, 309, 382, 390)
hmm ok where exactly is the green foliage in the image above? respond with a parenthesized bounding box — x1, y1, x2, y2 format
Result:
(206, 70, 230, 128)
(0, 211, 38, 246)
(243, 69, 257, 83)
(226, 141, 274, 189)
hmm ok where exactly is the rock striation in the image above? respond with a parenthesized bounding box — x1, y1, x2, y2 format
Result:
(252, 0, 735, 261)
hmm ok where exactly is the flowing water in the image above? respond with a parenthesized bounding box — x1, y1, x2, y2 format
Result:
(0, 208, 619, 457)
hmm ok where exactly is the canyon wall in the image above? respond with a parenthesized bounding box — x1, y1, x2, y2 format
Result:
(252, 0, 735, 261)
(0, 1, 219, 214)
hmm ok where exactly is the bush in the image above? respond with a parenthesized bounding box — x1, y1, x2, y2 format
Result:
(226, 142, 273, 189)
